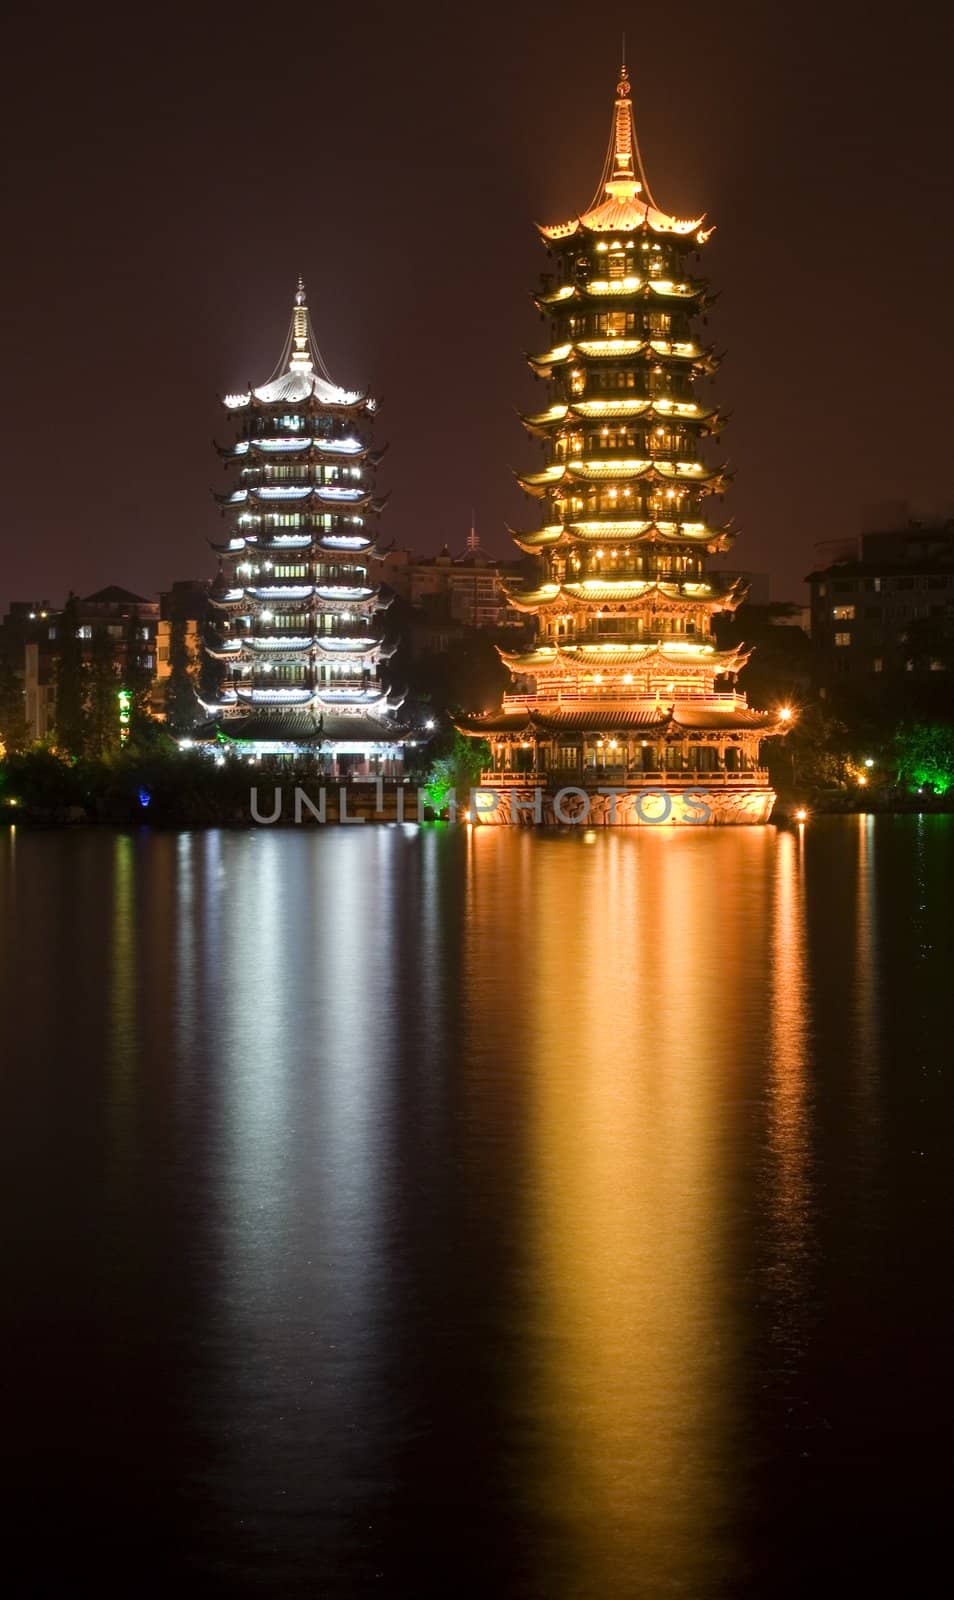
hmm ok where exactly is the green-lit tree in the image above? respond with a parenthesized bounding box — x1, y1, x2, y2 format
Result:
(424, 729, 492, 811)
(893, 721, 954, 795)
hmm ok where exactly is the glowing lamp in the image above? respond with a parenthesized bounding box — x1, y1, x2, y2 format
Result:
(795, 808, 808, 823)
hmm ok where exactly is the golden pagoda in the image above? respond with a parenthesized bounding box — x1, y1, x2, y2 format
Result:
(458, 64, 785, 823)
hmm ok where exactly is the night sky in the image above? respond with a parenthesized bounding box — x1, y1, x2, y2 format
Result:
(2, 0, 952, 609)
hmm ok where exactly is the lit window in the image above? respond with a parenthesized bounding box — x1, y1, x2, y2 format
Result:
(834, 632, 851, 646)
(832, 605, 855, 620)
(873, 658, 883, 672)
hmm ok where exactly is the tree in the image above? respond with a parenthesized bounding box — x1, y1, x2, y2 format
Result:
(423, 730, 492, 811)
(783, 702, 852, 790)
(54, 593, 88, 757)
(123, 609, 155, 727)
(893, 721, 954, 795)
(86, 626, 119, 757)
(0, 658, 27, 755)
(165, 617, 200, 732)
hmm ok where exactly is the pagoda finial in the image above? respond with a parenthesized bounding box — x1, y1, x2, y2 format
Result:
(610, 63, 636, 188)
(290, 277, 313, 373)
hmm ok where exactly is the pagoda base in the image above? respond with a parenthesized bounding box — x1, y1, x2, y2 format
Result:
(472, 776, 776, 826)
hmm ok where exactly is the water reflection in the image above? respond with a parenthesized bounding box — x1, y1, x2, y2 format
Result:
(469, 831, 776, 1594)
(764, 826, 814, 1411)
(3, 820, 953, 1596)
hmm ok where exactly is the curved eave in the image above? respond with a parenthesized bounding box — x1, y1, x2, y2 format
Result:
(223, 390, 371, 416)
(528, 341, 719, 374)
(517, 461, 727, 493)
(563, 460, 726, 483)
(499, 640, 749, 673)
(671, 706, 785, 733)
(314, 638, 384, 657)
(536, 211, 707, 242)
(507, 524, 564, 552)
(497, 581, 742, 616)
(500, 581, 562, 613)
(508, 519, 736, 550)
(244, 488, 375, 510)
(521, 400, 722, 432)
(534, 283, 707, 312)
(217, 441, 375, 464)
(558, 578, 744, 609)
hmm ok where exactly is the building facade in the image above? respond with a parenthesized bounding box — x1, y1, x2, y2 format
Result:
(23, 588, 158, 742)
(806, 521, 954, 699)
(151, 580, 209, 721)
(201, 282, 406, 771)
(381, 536, 526, 631)
(458, 66, 783, 823)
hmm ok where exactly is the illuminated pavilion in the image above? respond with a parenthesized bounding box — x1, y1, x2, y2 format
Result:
(458, 65, 784, 822)
(200, 281, 406, 770)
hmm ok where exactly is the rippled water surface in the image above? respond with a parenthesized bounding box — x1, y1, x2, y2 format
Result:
(2, 819, 952, 1596)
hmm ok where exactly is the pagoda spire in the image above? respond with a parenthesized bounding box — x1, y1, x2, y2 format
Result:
(593, 58, 658, 212)
(290, 276, 314, 374)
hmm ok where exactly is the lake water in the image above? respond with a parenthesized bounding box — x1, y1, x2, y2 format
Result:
(1, 818, 952, 1596)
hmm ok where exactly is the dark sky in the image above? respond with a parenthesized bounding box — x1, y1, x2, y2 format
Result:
(2, 0, 952, 608)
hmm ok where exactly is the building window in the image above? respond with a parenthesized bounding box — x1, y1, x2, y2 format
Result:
(864, 606, 882, 619)
(834, 632, 851, 646)
(873, 658, 883, 672)
(77, 625, 92, 639)
(833, 580, 854, 593)
(832, 605, 855, 620)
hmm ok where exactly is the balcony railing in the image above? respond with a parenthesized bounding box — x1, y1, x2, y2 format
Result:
(481, 769, 771, 789)
(497, 689, 750, 708)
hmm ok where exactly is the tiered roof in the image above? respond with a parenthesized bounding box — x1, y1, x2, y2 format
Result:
(454, 61, 783, 771)
(201, 282, 405, 738)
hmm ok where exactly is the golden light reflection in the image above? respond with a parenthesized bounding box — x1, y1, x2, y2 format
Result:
(767, 828, 811, 1271)
(852, 813, 882, 1150)
(107, 832, 137, 1159)
(462, 830, 781, 1591)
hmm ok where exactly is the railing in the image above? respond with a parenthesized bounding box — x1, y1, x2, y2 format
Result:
(497, 690, 751, 708)
(481, 769, 772, 789)
(481, 771, 547, 786)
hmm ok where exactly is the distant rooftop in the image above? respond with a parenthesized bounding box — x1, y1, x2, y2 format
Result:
(83, 586, 150, 605)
